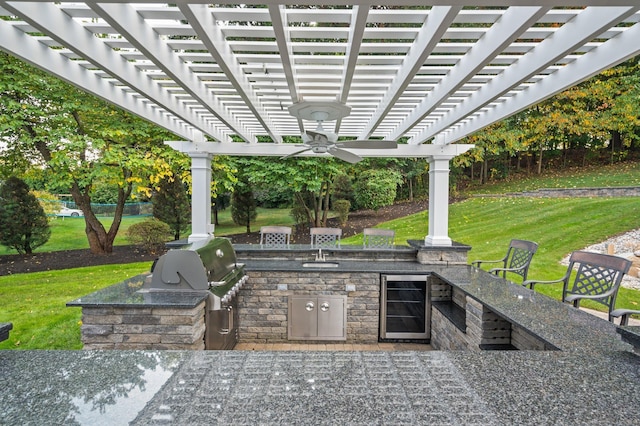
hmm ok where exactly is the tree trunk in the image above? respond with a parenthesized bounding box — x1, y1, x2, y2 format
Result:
(320, 181, 331, 227)
(408, 178, 414, 201)
(295, 192, 314, 227)
(611, 130, 622, 164)
(537, 143, 543, 174)
(482, 158, 488, 183)
(70, 171, 132, 254)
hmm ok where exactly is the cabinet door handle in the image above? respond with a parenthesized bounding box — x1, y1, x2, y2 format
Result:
(305, 301, 315, 311)
(320, 302, 330, 312)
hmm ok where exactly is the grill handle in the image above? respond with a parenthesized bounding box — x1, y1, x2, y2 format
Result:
(219, 305, 233, 335)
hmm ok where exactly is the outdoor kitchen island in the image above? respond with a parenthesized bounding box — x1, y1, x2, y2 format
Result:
(2, 249, 640, 424)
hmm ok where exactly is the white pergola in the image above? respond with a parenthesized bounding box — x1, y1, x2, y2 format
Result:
(1, 1, 639, 244)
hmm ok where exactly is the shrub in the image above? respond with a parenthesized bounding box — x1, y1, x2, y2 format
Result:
(332, 174, 354, 207)
(231, 177, 257, 233)
(0, 177, 51, 254)
(126, 218, 171, 255)
(333, 199, 350, 227)
(353, 169, 403, 211)
(152, 176, 191, 240)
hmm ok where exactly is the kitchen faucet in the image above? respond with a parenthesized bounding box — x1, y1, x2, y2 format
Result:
(315, 248, 326, 262)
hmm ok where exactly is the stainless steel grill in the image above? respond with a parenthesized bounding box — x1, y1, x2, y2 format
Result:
(148, 237, 247, 350)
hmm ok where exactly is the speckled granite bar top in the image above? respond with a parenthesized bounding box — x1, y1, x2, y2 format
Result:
(66, 273, 208, 309)
(1, 349, 639, 425)
(244, 260, 629, 353)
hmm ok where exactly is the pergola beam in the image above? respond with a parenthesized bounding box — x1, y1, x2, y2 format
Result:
(91, 2, 250, 143)
(446, 18, 640, 143)
(0, 1, 226, 141)
(0, 18, 193, 140)
(165, 140, 474, 158)
(411, 5, 640, 144)
(392, 6, 550, 143)
(357, 6, 461, 141)
(179, 3, 282, 143)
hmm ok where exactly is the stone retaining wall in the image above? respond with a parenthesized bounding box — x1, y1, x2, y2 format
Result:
(239, 271, 380, 343)
(79, 303, 206, 350)
(475, 186, 640, 198)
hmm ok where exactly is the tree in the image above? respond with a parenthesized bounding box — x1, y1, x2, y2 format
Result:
(152, 175, 191, 240)
(0, 176, 50, 254)
(231, 175, 257, 233)
(0, 52, 179, 254)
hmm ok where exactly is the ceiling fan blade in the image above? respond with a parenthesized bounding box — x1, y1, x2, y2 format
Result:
(335, 140, 397, 149)
(281, 147, 311, 160)
(328, 147, 363, 164)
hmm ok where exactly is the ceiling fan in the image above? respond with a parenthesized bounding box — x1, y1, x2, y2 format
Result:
(282, 101, 397, 164)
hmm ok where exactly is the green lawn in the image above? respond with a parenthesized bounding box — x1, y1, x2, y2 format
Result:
(0, 262, 150, 349)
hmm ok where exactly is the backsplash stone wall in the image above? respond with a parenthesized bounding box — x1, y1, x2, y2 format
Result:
(239, 271, 380, 343)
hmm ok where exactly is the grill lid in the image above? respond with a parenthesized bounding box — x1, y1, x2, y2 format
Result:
(150, 237, 241, 291)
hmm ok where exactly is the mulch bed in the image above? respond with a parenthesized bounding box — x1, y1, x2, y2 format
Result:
(0, 199, 428, 276)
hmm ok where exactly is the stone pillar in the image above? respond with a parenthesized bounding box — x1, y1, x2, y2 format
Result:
(188, 151, 213, 243)
(425, 155, 453, 246)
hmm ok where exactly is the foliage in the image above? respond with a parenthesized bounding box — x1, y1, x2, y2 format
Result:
(32, 190, 60, 216)
(231, 175, 257, 233)
(0, 177, 51, 254)
(126, 218, 171, 255)
(333, 199, 351, 227)
(90, 182, 120, 205)
(456, 57, 640, 182)
(152, 175, 191, 240)
(353, 169, 403, 211)
(332, 174, 355, 207)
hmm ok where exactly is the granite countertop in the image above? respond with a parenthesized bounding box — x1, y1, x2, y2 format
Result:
(618, 326, 640, 349)
(66, 273, 209, 309)
(1, 348, 639, 425)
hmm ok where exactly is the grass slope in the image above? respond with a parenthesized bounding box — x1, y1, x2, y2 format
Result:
(0, 263, 150, 349)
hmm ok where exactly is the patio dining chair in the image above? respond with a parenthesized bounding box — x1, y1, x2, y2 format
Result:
(523, 250, 632, 322)
(259, 226, 292, 248)
(310, 227, 342, 249)
(363, 228, 395, 249)
(471, 239, 538, 283)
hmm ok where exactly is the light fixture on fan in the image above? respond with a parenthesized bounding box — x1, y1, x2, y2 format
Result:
(282, 101, 397, 163)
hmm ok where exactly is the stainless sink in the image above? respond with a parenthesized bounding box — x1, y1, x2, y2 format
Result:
(302, 262, 340, 268)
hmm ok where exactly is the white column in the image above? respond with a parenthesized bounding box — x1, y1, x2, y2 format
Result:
(424, 155, 453, 246)
(188, 152, 213, 243)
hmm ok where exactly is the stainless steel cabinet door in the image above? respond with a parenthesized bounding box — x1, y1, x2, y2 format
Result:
(288, 295, 347, 341)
